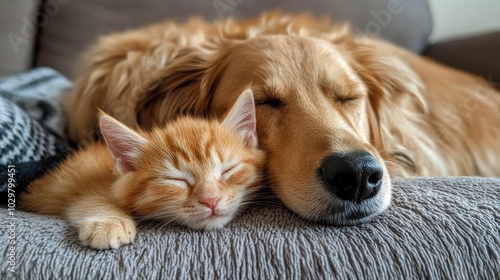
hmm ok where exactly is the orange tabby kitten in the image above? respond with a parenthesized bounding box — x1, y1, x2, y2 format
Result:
(20, 90, 265, 250)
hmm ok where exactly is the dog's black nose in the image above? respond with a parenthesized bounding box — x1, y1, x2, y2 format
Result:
(319, 151, 383, 203)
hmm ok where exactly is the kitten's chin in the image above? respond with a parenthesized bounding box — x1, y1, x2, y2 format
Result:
(187, 214, 234, 231)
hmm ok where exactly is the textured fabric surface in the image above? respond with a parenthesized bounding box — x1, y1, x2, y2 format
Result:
(0, 67, 72, 192)
(1, 177, 499, 279)
(35, 0, 433, 79)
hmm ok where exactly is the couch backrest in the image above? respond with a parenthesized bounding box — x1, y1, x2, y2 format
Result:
(1, 0, 432, 79)
(0, 0, 39, 76)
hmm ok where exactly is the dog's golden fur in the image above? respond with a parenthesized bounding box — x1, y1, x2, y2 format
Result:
(65, 12, 500, 224)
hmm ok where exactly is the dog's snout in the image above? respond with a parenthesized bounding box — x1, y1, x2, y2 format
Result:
(319, 151, 383, 203)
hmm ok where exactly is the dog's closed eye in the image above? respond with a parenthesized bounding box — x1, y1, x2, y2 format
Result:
(256, 97, 286, 109)
(334, 96, 359, 104)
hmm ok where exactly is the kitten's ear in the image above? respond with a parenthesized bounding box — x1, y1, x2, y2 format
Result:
(99, 112, 148, 172)
(222, 89, 258, 148)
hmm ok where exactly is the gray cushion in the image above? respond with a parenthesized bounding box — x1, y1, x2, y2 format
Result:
(0, 0, 39, 76)
(2, 177, 499, 278)
(35, 0, 432, 79)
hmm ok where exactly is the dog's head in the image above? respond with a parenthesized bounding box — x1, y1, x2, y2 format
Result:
(137, 29, 423, 225)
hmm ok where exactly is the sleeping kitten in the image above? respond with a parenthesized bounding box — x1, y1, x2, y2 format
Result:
(20, 89, 265, 250)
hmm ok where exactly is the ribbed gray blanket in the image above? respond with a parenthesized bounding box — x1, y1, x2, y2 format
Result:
(1, 177, 499, 279)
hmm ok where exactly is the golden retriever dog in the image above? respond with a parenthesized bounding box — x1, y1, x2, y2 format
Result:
(65, 12, 500, 225)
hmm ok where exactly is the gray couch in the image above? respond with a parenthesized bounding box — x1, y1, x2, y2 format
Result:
(2, 178, 500, 278)
(1, 1, 499, 278)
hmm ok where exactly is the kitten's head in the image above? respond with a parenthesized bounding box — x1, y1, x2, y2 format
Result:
(100, 89, 265, 230)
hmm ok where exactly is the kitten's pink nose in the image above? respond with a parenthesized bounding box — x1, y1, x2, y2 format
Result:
(198, 196, 221, 210)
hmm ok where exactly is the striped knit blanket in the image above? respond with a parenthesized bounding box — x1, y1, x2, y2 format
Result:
(0, 68, 72, 192)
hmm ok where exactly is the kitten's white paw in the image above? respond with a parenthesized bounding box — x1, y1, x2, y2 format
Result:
(79, 217, 136, 250)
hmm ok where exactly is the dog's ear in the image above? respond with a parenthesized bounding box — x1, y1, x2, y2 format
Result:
(136, 48, 226, 128)
(350, 42, 426, 112)
(349, 41, 428, 176)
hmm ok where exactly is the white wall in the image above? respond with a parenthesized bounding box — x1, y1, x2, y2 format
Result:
(428, 0, 500, 42)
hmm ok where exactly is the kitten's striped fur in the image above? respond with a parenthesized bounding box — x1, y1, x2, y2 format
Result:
(20, 90, 265, 249)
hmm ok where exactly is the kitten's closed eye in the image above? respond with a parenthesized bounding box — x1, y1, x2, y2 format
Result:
(221, 164, 240, 181)
(162, 177, 189, 188)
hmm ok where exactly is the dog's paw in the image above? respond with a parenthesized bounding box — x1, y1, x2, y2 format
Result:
(78, 217, 136, 250)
